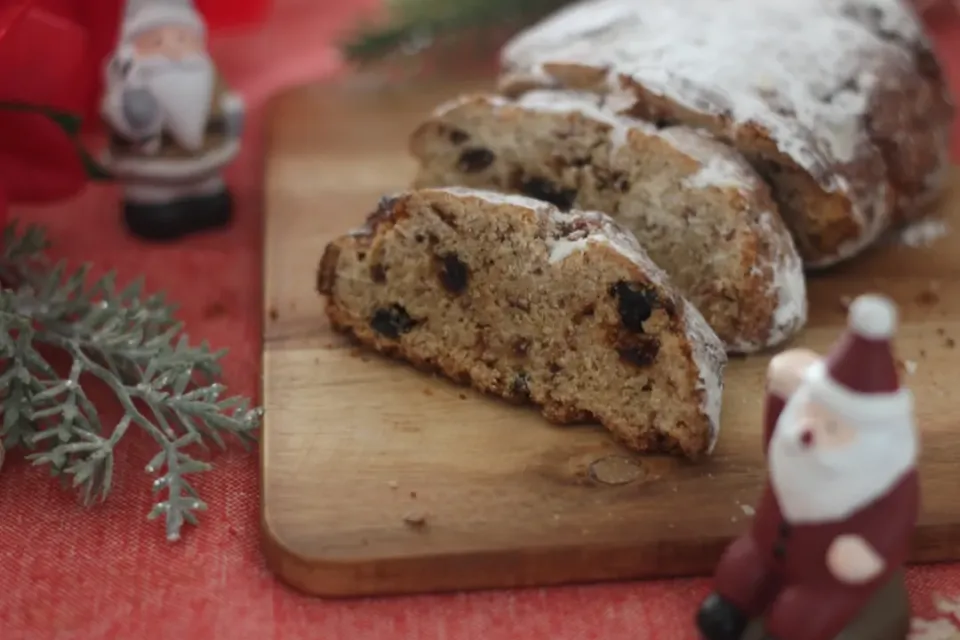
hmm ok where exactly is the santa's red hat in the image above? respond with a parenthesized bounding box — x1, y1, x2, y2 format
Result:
(803, 294, 912, 421)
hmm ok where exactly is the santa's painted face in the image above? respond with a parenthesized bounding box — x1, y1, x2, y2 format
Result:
(769, 382, 918, 524)
(133, 25, 205, 61)
(122, 24, 214, 152)
(788, 399, 857, 455)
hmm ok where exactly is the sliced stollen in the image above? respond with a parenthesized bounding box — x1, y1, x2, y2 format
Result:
(317, 187, 727, 458)
(410, 90, 807, 353)
(497, 0, 954, 268)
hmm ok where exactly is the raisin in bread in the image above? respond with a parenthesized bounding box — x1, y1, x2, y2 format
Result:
(317, 187, 727, 458)
(411, 91, 807, 353)
(497, 0, 954, 268)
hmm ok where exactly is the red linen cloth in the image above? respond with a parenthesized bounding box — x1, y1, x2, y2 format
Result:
(2, 3, 960, 639)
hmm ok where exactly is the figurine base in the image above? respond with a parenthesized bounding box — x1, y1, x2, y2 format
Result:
(741, 570, 910, 640)
(123, 189, 234, 241)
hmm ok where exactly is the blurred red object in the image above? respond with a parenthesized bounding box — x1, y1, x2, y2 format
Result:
(197, 0, 269, 30)
(0, 0, 269, 219)
(0, 0, 95, 209)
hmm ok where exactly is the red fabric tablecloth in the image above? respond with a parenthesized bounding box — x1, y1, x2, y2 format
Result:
(3, 4, 960, 639)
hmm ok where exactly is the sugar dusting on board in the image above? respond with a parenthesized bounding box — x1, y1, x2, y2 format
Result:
(898, 218, 950, 248)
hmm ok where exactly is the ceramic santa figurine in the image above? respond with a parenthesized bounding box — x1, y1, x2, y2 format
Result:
(696, 294, 920, 640)
(99, 0, 244, 241)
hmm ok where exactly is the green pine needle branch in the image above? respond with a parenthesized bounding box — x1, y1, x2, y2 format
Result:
(0, 224, 261, 541)
(341, 0, 572, 65)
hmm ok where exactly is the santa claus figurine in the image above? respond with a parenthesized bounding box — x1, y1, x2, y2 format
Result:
(696, 294, 920, 640)
(99, 0, 244, 241)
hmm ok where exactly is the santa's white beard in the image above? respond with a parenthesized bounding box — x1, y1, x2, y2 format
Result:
(135, 53, 214, 151)
(769, 384, 917, 525)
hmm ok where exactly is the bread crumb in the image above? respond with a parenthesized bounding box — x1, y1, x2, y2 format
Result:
(387, 480, 399, 489)
(458, 393, 467, 400)
(423, 388, 434, 396)
(904, 360, 918, 375)
(916, 288, 940, 306)
(268, 307, 279, 321)
(947, 337, 956, 349)
(741, 504, 756, 517)
(403, 511, 428, 528)
(410, 490, 417, 499)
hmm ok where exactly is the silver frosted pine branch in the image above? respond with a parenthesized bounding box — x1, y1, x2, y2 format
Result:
(0, 223, 261, 541)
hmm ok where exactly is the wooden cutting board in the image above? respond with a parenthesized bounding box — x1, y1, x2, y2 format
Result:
(260, 76, 960, 598)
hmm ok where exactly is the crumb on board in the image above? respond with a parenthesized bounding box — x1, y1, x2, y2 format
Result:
(740, 504, 756, 517)
(458, 393, 467, 400)
(947, 338, 956, 349)
(387, 480, 399, 490)
(348, 348, 371, 362)
(410, 491, 417, 499)
(403, 511, 428, 528)
(916, 287, 940, 306)
(896, 358, 918, 376)
(423, 388, 434, 397)
(268, 307, 279, 321)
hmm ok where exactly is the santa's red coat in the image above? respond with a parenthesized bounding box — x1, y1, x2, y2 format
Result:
(713, 389, 920, 640)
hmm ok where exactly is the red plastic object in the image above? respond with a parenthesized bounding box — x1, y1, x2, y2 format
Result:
(0, 0, 270, 212)
(0, 0, 92, 205)
(197, 0, 270, 30)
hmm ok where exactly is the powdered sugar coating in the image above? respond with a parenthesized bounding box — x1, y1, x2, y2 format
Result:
(658, 127, 764, 193)
(756, 213, 809, 349)
(685, 300, 726, 453)
(499, 0, 934, 266)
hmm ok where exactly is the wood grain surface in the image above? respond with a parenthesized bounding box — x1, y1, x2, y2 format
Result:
(260, 77, 960, 598)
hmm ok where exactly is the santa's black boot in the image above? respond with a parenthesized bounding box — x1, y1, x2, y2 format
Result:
(188, 187, 234, 231)
(123, 189, 233, 242)
(696, 593, 749, 640)
(123, 200, 193, 241)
